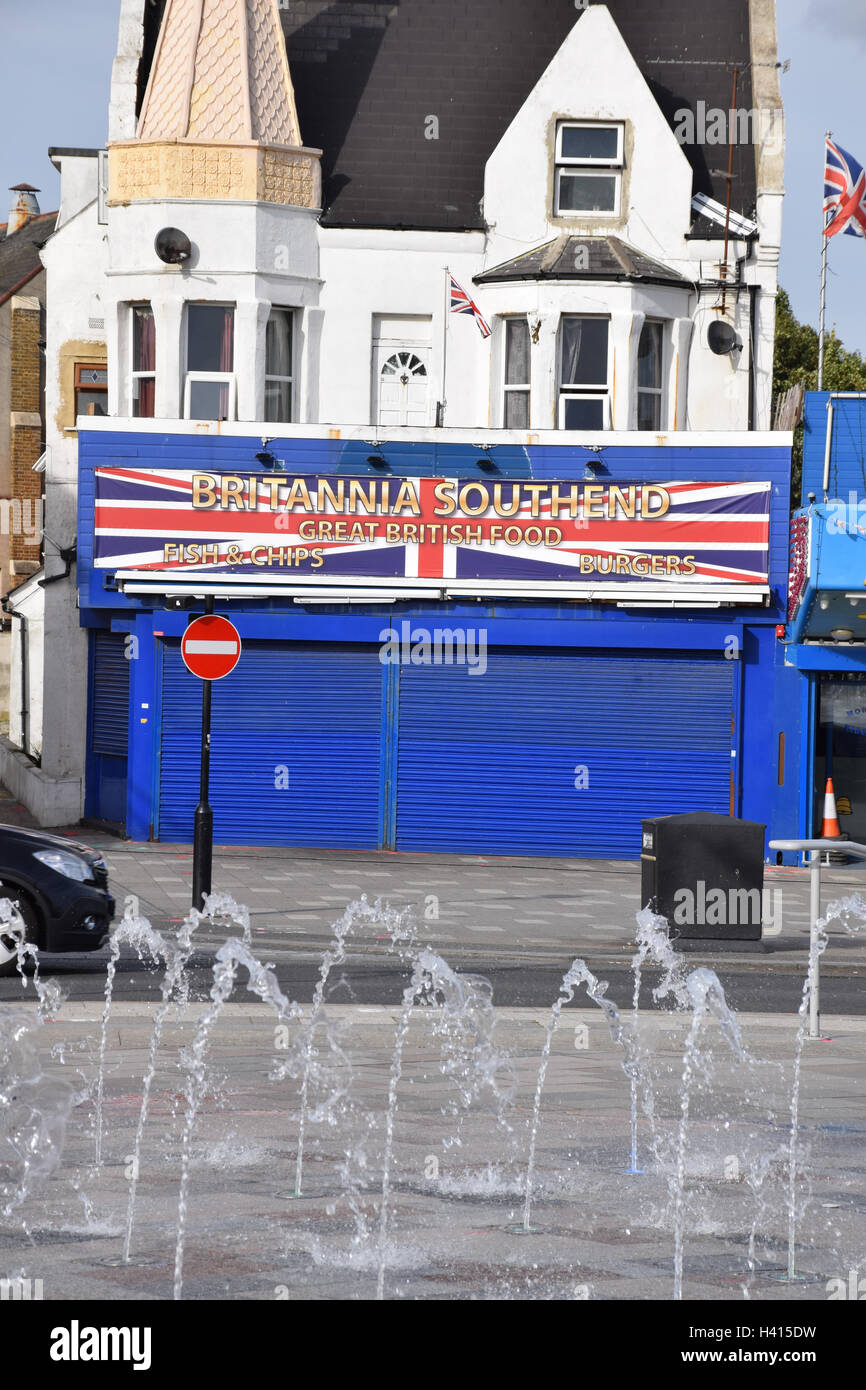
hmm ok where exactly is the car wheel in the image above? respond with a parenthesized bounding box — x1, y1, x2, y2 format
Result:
(0, 885, 39, 978)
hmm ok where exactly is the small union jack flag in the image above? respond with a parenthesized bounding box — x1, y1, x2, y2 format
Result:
(824, 137, 866, 240)
(449, 274, 491, 338)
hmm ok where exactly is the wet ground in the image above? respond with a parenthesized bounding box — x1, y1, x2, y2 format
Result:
(2, 997, 865, 1301)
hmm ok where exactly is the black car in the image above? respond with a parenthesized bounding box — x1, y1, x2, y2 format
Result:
(0, 824, 115, 976)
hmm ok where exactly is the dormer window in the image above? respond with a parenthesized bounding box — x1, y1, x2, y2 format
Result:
(555, 123, 623, 217)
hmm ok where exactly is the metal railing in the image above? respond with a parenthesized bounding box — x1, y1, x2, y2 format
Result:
(769, 838, 866, 1039)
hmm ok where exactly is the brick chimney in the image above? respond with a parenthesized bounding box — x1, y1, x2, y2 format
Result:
(7, 184, 41, 236)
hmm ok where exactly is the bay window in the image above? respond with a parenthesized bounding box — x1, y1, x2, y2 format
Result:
(502, 318, 530, 428)
(131, 304, 155, 418)
(265, 308, 294, 423)
(184, 304, 235, 421)
(558, 316, 609, 429)
(637, 321, 664, 430)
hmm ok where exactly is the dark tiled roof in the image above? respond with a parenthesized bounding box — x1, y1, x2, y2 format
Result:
(280, 0, 756, 230)
(0, 212, 57, 304)
(138, 0, 759, 233)
(475, 235, 692, 288)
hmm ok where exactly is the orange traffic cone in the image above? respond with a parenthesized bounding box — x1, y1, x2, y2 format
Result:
(821, 778, 841, 838)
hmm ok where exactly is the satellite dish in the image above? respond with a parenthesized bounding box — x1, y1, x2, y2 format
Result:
(707, 320, 739, 355)
(154, 227, 191, 264)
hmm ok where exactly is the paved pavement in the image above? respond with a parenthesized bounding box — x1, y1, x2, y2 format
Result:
(1, 782, 865, 1007)
(78, 835, 866, 966)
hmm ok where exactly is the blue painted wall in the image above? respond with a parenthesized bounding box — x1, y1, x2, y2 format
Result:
(786, 393, 866, 845)
(802, 391, 866, 503)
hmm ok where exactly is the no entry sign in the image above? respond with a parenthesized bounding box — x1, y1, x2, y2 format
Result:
(181, 614, 241, 680)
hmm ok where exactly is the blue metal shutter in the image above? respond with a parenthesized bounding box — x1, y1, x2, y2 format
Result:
(91, 630, 130, 757)
(89, 630, 131, 824)
(157, 640, 383, 847)
(395, 649, 735, 858)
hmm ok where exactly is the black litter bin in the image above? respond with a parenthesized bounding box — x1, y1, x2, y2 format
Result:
(640, 811, 766, 947)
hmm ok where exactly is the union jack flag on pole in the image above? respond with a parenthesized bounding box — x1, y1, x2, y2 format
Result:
(449, 273, 491, 339)
(823, 137, 866, 239)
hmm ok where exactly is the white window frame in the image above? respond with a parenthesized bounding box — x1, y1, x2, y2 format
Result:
(129, 303, 155, 418)
(554, 122, 623, 218)
(637, 319, 666, 431)
(558, 314, 610, 430)
(558, 394, 611, 430)
(501, 316, 531, 429)
(264, 307, 295, 424)
(97, 149, 109, 225)
(183, 372, 237, 422)
(183, 303, 236, 421)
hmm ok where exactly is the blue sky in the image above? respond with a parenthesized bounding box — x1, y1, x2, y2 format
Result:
(1, 0, 864, 356)
(777, 0, 866, 355)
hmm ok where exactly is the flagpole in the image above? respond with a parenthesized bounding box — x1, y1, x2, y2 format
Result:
(818, 129, 831, 390)
(440, 266, 450, 427)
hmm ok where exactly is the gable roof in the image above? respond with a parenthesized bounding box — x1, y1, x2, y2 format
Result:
(139, 0, 759, 232)
(0, 212, 57, 305)
(475, 236, 692, 289)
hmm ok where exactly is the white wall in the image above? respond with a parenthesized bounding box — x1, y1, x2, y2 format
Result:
(6, 577, 43, 756)
(317, 229, 485, 428)
(108, 0, 147, 142)
(483, 6, 694, 267)
(37, 189, 108, 797)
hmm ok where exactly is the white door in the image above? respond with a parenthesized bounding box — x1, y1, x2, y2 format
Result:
(375, 346, 431, 427)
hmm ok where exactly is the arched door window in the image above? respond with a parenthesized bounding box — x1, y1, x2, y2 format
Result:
(376, 348, 430, 426)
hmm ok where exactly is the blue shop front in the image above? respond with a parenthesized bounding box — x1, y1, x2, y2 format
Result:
(784, 391, 866, 845)
(77, 421, 795, 860)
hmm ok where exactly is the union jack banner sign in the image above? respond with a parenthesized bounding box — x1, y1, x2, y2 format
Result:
(93, 469, 771, 602)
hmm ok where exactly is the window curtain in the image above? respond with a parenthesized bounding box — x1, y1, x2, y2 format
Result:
(266, 311, 292, 378)
(638, 323, 661, 389)
(561, 318, 583, 384)
(138, 380, 155, 417)
(134, 307, 155, 417)
(505, 319, 529, 386)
